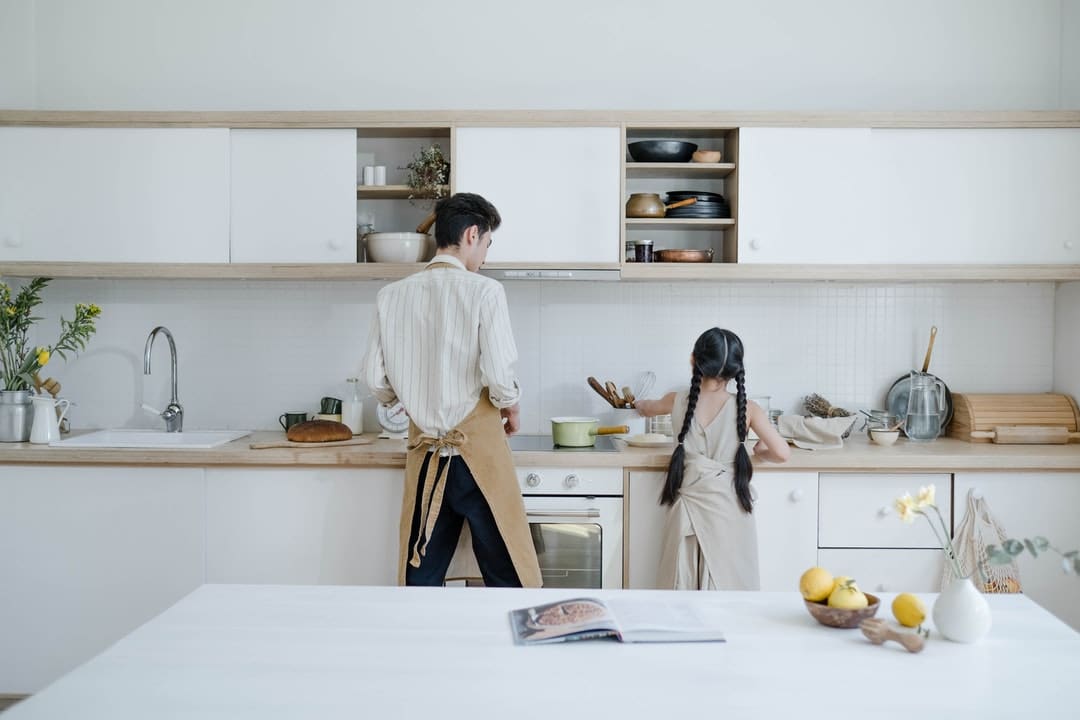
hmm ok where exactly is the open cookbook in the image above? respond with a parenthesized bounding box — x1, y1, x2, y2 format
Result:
(509, 596, 727, 645)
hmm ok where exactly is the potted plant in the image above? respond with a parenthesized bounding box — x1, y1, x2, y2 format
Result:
(404, 143, 450, 205)
(0, 277, 102, 442)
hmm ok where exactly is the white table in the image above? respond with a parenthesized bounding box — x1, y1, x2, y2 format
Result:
(7, 585, 1079, 719)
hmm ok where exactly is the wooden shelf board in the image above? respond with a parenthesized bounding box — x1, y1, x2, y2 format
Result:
(4, 262, 1079, 283)
(625, 218, 735, 230)
(625, 162, 735, 178)
(356, 185, 448, 199)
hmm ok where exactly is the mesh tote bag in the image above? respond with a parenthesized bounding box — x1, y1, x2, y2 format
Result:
(943, 488, 1022, 593)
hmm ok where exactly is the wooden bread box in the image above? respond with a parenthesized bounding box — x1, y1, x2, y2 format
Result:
(948, 393, 1080, 444)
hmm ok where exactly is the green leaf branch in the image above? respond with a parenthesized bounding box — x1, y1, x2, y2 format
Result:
(987, 537, 1080, 576)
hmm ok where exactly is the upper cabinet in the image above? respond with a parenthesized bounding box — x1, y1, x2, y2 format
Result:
(737, 128, 873, 264)
(871, 129, 1080, 264)
(0, 127, 230, 262)
(453, 127, 621, 265)
(230, 129, 357, 263)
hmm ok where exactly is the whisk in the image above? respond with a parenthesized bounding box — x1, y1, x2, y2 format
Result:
(634, 371, 656, 400)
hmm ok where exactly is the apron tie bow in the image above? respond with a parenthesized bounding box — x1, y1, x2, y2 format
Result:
(408, 429, 468, 567)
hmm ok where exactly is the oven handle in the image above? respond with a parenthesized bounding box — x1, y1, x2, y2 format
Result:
(526, 509, 601, 519)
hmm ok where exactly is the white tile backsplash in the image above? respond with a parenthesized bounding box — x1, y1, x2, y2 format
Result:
(21, 278, 1056, 434)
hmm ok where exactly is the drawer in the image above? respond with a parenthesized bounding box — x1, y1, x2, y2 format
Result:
(818, 473, 951, 549)
(818, 549, 946, 593)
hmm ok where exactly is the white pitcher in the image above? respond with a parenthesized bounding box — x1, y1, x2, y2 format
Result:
(30, 395, 70, 444)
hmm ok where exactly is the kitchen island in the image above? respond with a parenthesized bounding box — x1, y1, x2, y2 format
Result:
(5, 584, 1078, 719)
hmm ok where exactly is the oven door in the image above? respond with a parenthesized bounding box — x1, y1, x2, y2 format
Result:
(524, 496, 623, 590)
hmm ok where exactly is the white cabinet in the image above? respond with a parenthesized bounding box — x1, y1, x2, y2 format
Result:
(0, 127, 229, 262)
(871, 129, 1080, 264)
(205, 468, 403, 586)
(229, 129, 358, 263)
(817, 549, 946, 594)
(627, 470, 817, 590)
(755, 472, 818, 591)
(818, 473, 951, 549)
(453, 127, 621, 265)
(0, 465, 205, 693)
(737, 128, 873, 264)
(953, 472, 1080, 631)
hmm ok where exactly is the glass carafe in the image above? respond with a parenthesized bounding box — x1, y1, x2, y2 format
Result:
(905, 371, 946, 442)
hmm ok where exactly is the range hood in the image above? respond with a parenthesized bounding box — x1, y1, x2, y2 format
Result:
(480, 266, 621, 281)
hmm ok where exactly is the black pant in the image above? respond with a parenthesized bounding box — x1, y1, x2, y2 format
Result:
(405, 453, 522, 587)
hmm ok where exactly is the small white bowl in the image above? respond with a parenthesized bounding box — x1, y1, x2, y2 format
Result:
(870, 429, 900, 446)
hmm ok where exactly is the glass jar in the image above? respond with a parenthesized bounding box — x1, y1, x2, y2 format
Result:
(634, 240, 654, 263)
(865, 409, 899, 435)
(625, 240, 636, 263)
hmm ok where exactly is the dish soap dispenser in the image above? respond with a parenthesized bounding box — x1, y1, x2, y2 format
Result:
(343, 378, 363, 435)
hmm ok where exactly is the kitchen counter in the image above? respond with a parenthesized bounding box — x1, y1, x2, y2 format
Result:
(1, 430, 1079, 471)
(5, 584, 1078, 720)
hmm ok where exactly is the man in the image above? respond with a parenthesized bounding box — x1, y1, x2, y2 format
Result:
(361, 193, 541, 588)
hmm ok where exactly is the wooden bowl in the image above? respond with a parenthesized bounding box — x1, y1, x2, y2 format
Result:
(691, 149, 723, 163)
(804, 593, 880, 628)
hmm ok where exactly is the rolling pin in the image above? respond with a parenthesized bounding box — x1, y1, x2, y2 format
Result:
(970, 426, 1080, 444)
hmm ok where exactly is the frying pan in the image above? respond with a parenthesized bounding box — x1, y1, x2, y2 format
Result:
(886, 326, 954, 434)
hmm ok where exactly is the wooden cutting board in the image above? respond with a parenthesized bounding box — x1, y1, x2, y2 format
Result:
(249, 436, 376, 450)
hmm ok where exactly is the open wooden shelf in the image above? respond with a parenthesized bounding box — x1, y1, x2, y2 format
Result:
(624, 218, 735, 230)
(625, 162, 735, 179)
(4, 262, 1080, 283)
(356, 185, 449, 199)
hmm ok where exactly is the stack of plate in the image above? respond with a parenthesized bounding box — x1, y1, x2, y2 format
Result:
(664, 191, 730, 219)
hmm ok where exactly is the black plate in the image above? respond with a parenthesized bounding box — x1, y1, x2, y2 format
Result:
(666, 191, 726, 201)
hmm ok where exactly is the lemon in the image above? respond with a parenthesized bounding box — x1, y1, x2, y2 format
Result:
(827, 578, 868, 609)
(799, 567, 834, 602)
(891, 593, 927, 627)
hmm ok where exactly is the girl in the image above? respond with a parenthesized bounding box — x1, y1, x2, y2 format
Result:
(636, 328, 790, 590)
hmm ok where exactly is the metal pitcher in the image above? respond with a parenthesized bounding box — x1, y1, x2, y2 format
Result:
(905, 371, 947, 442)
(0, 390, 33, 443)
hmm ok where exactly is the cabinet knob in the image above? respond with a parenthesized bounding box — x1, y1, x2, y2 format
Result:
(789, 489, 804, 502)
(328, 237, 344, 250)
(564, 474, 580, 490)
(2, 234, 22, 248)
(525, 473, 541, 488)
(1065, 240, 1075, 250)
(876, 583, 887, 592)
(878, 505, 891, 518)
(749, 238, 761, 251)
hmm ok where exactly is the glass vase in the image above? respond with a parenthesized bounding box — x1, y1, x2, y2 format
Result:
(933, 574, 992, 643)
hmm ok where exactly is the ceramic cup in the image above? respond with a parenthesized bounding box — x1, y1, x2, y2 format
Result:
(279, 411, 308, 431)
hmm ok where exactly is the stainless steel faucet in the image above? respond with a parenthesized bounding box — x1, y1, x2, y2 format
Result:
(143, 326, 183, 432)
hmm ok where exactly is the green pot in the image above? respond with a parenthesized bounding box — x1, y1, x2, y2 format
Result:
(550, 417, 628, 447)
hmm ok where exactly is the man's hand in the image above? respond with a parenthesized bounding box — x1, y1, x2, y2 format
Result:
(500, 404, 521, 436)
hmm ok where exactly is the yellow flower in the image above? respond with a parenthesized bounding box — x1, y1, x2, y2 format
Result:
(894, 493, 917, 523)
(4, 306, 14, 317)
(915, 485, 936, 509)
(36, 348, 50, 367)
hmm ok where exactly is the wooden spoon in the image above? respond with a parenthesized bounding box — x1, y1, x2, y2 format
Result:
(921, 326, 938, 373)
(605, 381, 622, 407)
(860, 618, 925, 653)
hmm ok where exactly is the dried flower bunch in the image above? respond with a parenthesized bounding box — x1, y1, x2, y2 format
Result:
(803, 392, 852, 418)
(404, 143, 450, 204)
(0, 277, 102, 392)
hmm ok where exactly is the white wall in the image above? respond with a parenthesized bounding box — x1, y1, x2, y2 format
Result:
(1, 0, 1077, 111)
(26, 279, 1054, 435)
(1054, 282, 1080, 401)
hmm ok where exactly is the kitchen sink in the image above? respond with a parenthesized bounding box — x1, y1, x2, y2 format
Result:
(50, 429, 250, 450)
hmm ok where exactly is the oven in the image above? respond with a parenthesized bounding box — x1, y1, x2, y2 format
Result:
(445, 436, 624, 589)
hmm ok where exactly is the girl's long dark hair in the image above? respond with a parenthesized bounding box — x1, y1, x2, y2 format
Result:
(661, 328, 754, 513)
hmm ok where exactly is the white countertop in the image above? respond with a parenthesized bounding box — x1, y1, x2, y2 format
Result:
(7, 584, 1079, 719)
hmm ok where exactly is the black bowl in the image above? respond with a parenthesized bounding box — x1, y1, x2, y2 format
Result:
(628, 140, 698, 163)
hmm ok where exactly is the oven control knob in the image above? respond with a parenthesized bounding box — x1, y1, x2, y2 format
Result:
(525, 473, 541, 488)
(563, 474, 580, 489)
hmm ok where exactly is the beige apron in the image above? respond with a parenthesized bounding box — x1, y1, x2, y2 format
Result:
(394, 261, 541, 587)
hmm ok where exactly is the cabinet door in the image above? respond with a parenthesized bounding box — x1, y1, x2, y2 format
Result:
(453, 127, 621, 265)
(229, 129, 358, 262)
(0, 465, 205, 693)
(626, 471, 665, 589)
(0, 127, 229, 262)
(817, 548, 946, 594)
(737, 128, 873, 264)
(755, 472, 818, 591)
(953, 473, 1080, 631)
(818, 473, 951, 549)
(206, 468, 403, 586)
(871, 129, 1080, 264)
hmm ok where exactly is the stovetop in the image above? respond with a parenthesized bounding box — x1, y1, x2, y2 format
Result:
(507, 435, 619, 452)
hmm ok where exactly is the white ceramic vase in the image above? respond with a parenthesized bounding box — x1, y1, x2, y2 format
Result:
(933, 575, 992, 643)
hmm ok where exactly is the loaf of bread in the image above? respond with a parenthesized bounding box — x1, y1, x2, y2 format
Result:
(286, 419, 353, 443)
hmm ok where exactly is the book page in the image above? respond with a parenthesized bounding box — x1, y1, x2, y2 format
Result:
(509, 597, 618, 644)
(604, 597, 727, 643)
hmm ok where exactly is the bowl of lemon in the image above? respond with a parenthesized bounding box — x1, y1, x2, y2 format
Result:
(799, 566, 880, 628)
